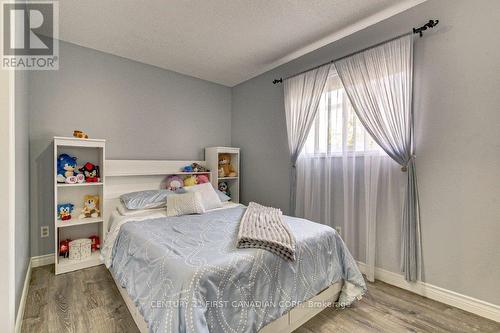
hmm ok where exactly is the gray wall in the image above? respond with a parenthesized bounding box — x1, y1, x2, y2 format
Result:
(29, 41, 232, 256)
(232, 0, 500, 305)
(15, 71, 30, 317)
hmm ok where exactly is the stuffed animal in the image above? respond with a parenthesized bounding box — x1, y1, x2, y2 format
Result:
(218, 153, 237, 177)
(182, 165, 194, 172)
(79, 162, 100, 182)
(57, 154, 78, 183)
(59, 239, 71, 257)
(181, 163, 209, 173)
(79, 195, 100, 218)
(73, 130, 89, 139)
(89, 235, 100, 252)
(191, 163, 208, 172)
(166, 175, 184, 190)
(196, 174, 209, 184)
(183, 175, 198, 187)
(218, 167, 225, 178)
(57, 203, 75, 221)
(218, 182, 230, 197)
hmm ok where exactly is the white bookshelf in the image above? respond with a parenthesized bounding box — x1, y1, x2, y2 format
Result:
(54, 137, 105, 275)
(205, 147, 240, 203)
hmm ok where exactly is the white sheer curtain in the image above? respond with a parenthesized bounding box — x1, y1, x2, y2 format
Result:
(295, 68, 403, 281)
(284, 64, 331, 214)
(334, 34, 419, 281)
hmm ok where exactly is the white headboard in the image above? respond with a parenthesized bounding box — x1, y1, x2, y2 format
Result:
(103, 159, 208, 232)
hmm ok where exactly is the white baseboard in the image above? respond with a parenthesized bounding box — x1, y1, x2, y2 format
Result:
(14, 260, 32, 333)
(15, 254, 55, 332)
(31, 253, 55, 268)
(357, 261, 500, 323)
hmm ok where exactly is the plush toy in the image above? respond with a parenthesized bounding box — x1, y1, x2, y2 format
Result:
(181, 163, 209, 173)
(191, 163, 208, 172)
(73, 130, 89, 139)
(166, 175, 184, 190)
(183, 175, 198, 187)
(79, 162, 100, 182)
(218, 167, 225, 178)
(57, 203, 74, 221)
(59, 239, 71, 257)
(218, 154, 237, 177)
(57, 154, 78, 183)
(79, 195, 100, 218)
(196, 174, 209, 184)
(89, 235, 100, 252)
(218, 182, 230, 197)
(182, 165, 194, 172)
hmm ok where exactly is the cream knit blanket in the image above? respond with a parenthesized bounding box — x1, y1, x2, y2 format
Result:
(237, 202, 296, 261)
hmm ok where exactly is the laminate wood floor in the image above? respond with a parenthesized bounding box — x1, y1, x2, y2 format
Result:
(21, 264, 500, 333)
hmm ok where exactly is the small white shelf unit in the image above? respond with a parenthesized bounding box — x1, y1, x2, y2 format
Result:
(205, 147, 240, 203)
(54, 136, 106, 275)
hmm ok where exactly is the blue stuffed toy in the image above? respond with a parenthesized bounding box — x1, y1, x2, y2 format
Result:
(57, 154, 78, 183)
(57, 203, 74, 220)
(182, 165, 194, 172)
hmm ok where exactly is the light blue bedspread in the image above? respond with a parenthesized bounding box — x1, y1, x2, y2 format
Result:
(109, 206, 366, 333)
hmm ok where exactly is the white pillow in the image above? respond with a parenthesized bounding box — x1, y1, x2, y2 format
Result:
(166, 192, 206, 217)
(116, 202, 166, 216)
(184, 183, 223, 210)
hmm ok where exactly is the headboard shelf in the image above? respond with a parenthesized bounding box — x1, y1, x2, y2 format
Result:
(105, 160, 207, 177)
(103, 159, 211, 231)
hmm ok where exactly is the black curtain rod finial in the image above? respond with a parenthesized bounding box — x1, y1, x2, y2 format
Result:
(273, 78, 283, 84)
(413, 19, 439, 37)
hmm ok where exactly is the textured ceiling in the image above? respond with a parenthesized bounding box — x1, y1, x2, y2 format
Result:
(58, 0, 426, 86)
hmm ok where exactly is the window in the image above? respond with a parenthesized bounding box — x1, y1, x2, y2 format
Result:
(301, 70, 383, 156)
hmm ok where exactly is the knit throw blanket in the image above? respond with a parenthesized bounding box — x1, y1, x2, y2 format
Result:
(237, 202, 296, 261)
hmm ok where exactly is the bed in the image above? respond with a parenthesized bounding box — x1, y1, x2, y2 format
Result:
(102, 160, 366, 333)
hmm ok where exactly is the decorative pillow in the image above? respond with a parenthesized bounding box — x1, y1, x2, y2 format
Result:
(184, 183, 223, 210)
(215, 189, 231, 202)
(120, 189, 185, 210)
(166, 191, 205, 217)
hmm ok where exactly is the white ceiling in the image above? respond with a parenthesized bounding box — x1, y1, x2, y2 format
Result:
(58, 0, 426, 86)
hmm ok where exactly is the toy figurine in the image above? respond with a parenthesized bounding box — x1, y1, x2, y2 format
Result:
(57, 203, 75, 221)
(73, 130, 89, 139)
(79, 162, 100, 182)
(57, 154, 79, 183)
(79, 195, 100, 218)
(89, 235, 100, 252)
(59, 239, 71, 258)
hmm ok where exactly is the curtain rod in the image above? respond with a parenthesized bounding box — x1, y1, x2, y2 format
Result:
(272, 19, 439, 84)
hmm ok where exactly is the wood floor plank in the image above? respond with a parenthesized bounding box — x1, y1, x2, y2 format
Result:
(21, 265, 500, 333)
